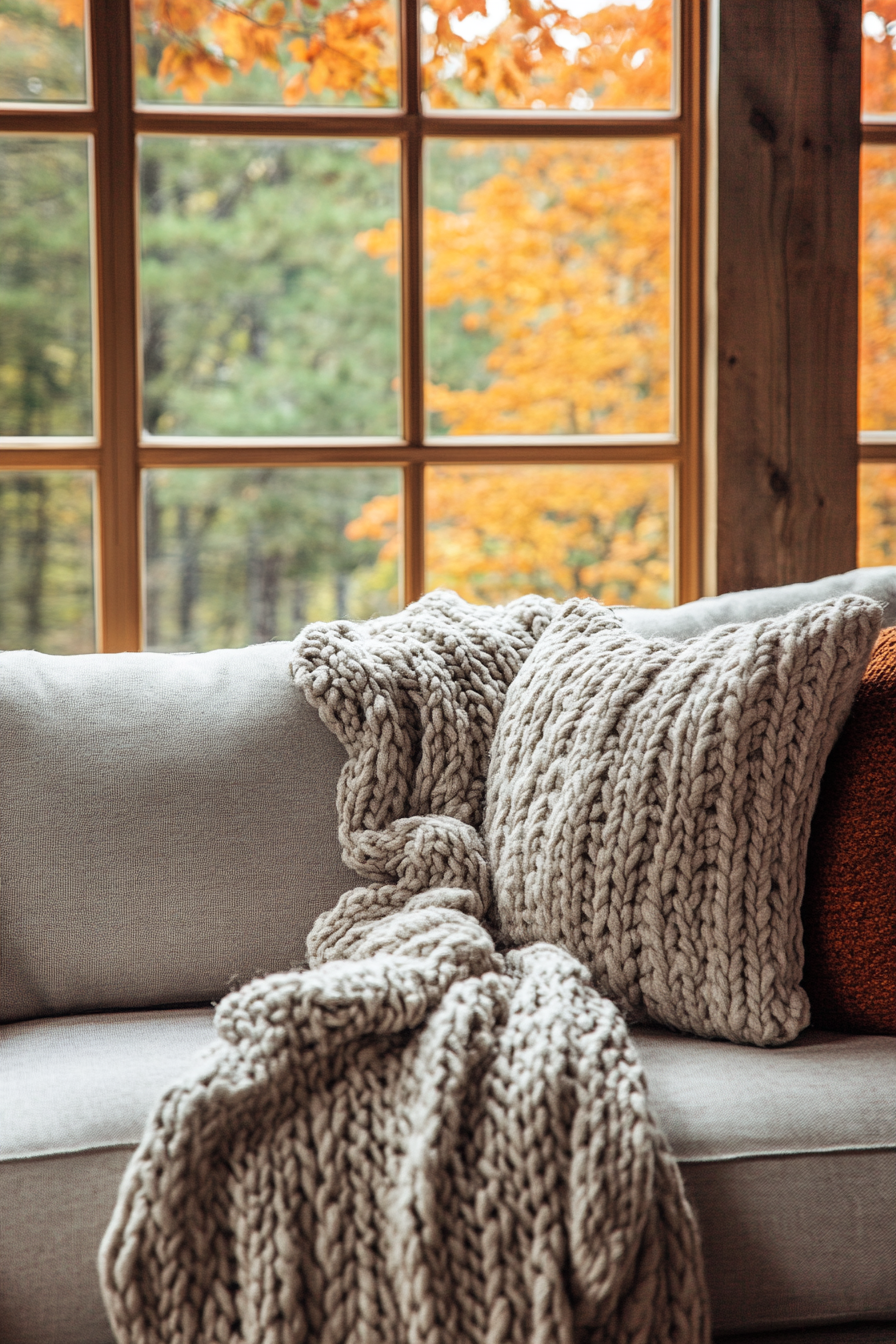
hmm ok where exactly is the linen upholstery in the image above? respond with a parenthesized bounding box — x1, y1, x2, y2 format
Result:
(2, 1010, 894, 1344)
(720, 1330, 896, 1344)
(0, 1009, 216, 1344)
(631, 1027, 896, 1335)
(0, 642, 354, 1023)
(802, 628, 896, 1034)
(612, 566, 896, 640)
(488, 596, 882, 1045)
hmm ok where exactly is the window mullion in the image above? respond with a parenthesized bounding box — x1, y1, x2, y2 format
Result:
(91, 0, 141, 652)
(677, 0, 708, 604)
(402, 0, 425, 600)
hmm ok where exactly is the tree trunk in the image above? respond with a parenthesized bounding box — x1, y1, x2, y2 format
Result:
(18, 474, 49, 644)
(177, 504, 200, 644)
(143, 480, 162, 649)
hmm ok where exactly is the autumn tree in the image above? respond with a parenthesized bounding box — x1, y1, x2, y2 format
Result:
(0, 0, 86, 101)
(352, 17, 673, 604)
(6, 0, 896, 642)
(127, 0, 669, 111)
(1, 0, 681, 635)
(144, 468, 399, 650)
(862, 0, 896, 116)
(348, 465, 670, 607)
(858, 6, 896, 566)
(860, 147, 896, 434)
(861, 7, 896, 438)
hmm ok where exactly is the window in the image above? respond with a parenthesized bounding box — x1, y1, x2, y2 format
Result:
(0, 0, 704, 652)
(860, 0, 896, 565)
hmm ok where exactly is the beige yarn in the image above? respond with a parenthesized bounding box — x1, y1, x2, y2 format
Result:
(99, 591, 710, 1344)
(487, 594, 882, 1047)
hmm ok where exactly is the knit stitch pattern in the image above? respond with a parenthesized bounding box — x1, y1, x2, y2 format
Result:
(486, 594, 883, 1047)
(99, 591, 710, 1344)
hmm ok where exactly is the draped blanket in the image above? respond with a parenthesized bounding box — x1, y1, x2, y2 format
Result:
(99, 591, 710, 1344)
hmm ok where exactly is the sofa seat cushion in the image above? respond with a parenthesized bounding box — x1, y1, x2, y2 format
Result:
(1, 1012, 895, 1344)
(0, 1008, 215, 1344)
(632, 1025, 896, 1337)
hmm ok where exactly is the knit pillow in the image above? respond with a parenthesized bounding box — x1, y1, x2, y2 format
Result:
(486, 595, 882, 1046)
(801, 628, 896, 1035)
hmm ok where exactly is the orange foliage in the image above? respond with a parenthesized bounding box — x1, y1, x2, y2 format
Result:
(157, 39, 232, 100)
(351, 123, 672, 597)
(44, 0, 84, 26)
(860, 16, 896, 566)
(860, 148, 896, 432)
(356, 137, 670, 438)
(422, 139, 671, 435)
(859, 465, 896, 564)
(126, 0, 664, 107)
(32, 0, 896, 588)
(35, 0, 668, 110)
(863, 1, 896, 114)
(132, 0, 397, 104)
(347, 467, 670, 607)
(423, 0, 672, 111)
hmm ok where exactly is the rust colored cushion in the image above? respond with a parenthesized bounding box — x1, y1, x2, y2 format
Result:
(802, 628, 896, 1034)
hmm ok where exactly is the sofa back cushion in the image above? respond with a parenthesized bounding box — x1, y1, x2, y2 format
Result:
(0, 642, 354, 1023)
(612, 565, 896, 639)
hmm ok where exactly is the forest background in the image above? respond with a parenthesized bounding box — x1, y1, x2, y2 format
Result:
(0, 0, 895, 651)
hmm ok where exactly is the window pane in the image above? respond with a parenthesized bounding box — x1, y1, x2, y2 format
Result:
(861, 146, 896, 432)
(0, 137, 93, 438)
(859, 463, 896, 565)
(143, 467, 402, 650)
(133, 0, 398, 108)
(423, 464, 671, 606)
(422, 0, 673, 112)
(0, 471, 95, 652)
(862, 1, 896, 118)
(140, 137, 400, 438)
(0, 0, 88, 103)
(417, 139, 673, 438)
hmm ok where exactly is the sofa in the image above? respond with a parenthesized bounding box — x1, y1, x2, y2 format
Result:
(1, 568, 895, 1344)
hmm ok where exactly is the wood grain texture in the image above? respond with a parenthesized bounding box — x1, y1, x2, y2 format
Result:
(716, 0, 861, 592)
(92, 0, 142, 651)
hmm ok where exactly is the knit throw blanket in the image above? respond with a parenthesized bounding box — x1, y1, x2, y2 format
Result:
(99, 591, 710, 1344)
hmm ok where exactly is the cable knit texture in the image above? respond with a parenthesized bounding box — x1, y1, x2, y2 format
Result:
(487, 594, 883, 1047)
(99, 590, 710, 1344)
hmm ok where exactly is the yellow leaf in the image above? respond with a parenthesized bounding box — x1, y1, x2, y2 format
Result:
(282, 71, 306, 101)
(367, 139, 400, 165)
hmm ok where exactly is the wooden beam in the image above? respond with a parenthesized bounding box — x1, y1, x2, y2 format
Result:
(715, 0, 861, 591)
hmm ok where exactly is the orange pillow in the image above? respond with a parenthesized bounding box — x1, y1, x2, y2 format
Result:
(802, 627, 896, 1035)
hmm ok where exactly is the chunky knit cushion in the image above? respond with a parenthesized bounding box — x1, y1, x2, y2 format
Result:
(486, 595, 882, 1046)
(801, 628, 896, 1035)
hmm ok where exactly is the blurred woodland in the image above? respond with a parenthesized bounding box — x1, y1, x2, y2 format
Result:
(0, 0, 894, 647)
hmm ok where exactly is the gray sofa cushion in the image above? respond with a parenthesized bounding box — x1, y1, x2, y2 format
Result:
(1, 1010, 894, 1344)
(613, 566, 896, 640)
(0, 1009, 214, 1344)
(0, 643, 355, 1023)
(632, 1026, 896, 1337)
(722, 1329, 896, 1344)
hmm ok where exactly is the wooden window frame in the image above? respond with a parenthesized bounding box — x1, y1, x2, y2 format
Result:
(0, 0, 707, 652)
